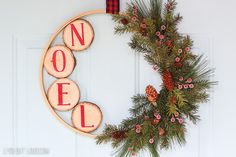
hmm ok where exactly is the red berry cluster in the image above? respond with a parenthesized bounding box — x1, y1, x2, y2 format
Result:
(177, 76, 194, 90)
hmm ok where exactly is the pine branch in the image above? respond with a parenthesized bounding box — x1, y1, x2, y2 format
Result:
(96, 1, 216, 157)
(129, 94, 151, 117)
(129, 34, 156, 53)
(147, 144, 160, 157)
(114, 140, 131, 157)
(96, 124, 118, 144)
(114, 25, 132, 35)
(181, 103, 200, 124)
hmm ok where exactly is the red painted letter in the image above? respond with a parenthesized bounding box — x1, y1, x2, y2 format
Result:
(57, 83, 70, 106)
(71, 23, 85, 46)
(51, 50, 66, 72)
(80, 105, 94, 128)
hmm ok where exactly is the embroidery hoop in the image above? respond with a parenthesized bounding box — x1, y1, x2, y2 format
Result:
(39, 10, 107, 138)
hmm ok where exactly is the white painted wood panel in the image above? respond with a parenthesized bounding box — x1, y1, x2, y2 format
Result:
(0, 34, 14, 155)
(14, 36, 76, 157)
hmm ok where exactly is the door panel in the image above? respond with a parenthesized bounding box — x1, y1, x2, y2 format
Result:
(0, 0, 225, 157)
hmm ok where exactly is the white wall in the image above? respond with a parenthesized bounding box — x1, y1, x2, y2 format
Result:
(0, 0, 235, 157)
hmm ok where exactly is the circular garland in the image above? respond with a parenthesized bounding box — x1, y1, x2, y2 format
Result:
(96, 0, 215, 157)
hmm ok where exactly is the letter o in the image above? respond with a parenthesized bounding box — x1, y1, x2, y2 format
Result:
(44, 45, 75, 78)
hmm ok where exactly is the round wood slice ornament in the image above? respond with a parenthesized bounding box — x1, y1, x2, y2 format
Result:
(47, 78, 80, 111)
(72, 102, 102, 133)
(44, 45, 75, 78)
(40, 10, 106, 138)
(63, 19, 94, 51)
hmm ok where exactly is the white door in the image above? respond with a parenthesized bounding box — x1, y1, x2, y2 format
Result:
(0, 0, 236, 157)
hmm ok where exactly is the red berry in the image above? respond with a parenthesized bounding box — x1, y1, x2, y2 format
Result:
(187, 78, 192, 83)
(149, 138, 154, 144)
(152, 119, 160, 125)
(171, 117, 175, 123)
(144, 116, 149, 121)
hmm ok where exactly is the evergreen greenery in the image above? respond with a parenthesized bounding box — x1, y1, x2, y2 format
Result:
(96, 0, 216, 156)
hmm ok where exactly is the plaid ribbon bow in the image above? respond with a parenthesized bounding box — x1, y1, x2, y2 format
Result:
(106, 0, 120, 14)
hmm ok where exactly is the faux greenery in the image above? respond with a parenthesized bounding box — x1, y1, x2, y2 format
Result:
(96, 0, 216, 156)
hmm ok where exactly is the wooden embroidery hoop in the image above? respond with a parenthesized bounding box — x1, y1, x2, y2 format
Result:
(39, 10, 106, 138)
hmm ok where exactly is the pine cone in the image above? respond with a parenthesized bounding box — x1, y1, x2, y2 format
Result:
(121, 18, 129, 25)
(145, 85, 158, 103)
(162, 71, 174, 91)
(112, 131, 126, 140)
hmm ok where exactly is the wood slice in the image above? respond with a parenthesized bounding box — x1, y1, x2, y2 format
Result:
(72, 102, 102, 133)
(44, 45, 75, 78)
(40, 10, 106, 137)
(47, 78, 80, 111)
(63, 19, 94, 51)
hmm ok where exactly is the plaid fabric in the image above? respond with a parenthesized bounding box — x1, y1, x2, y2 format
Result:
(106, 0, 120, 14)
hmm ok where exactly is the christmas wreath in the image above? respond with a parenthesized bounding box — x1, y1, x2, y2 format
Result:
(96, 0, 216, 157)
